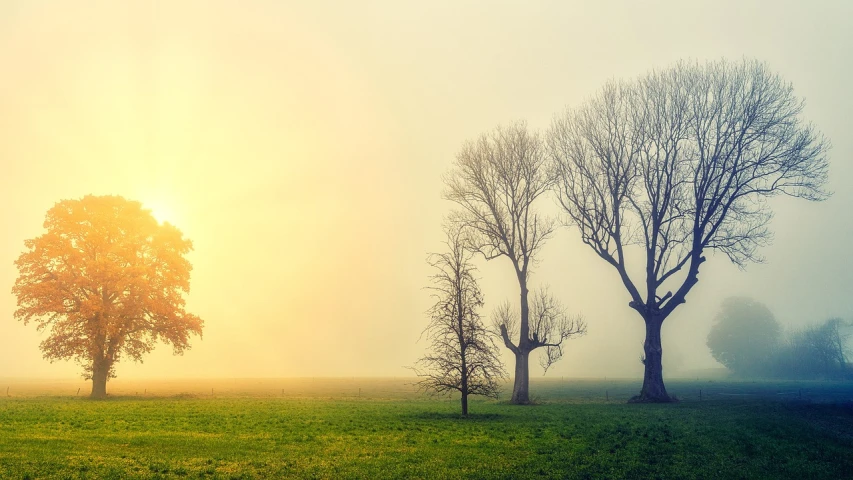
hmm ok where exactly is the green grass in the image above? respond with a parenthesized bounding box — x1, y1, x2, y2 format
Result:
(0, 380, 851, 479)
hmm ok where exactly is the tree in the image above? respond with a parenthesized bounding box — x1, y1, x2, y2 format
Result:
(816, 318, 852, 374)
(445, 121, 581, 404)
(13, 195, 204, 398)
(773, 318, 852, 379)
(549, 59, 830, 402)
(413, 225, 506, 415)
(706, 297, 781, 376)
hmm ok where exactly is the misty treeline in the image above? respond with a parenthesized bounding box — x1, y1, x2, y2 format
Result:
(708, 297, 852, 380)
(416, 57, 830, 410)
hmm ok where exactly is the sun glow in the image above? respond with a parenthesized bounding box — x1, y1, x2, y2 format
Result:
(143, 199, 178, 226)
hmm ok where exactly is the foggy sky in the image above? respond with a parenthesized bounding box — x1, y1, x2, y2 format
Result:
(1, 0, 851, 380)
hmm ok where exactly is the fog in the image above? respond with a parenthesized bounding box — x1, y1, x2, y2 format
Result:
(1, 0, 851, 381)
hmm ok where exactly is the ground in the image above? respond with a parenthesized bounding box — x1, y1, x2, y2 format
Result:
(0, 378, 851, 479)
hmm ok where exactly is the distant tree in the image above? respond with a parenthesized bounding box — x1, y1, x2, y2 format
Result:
(413, 225, 506, 415)
(549, 59, 830, 402)
(492, 288, 587, 374)
(13, 195, 204, 398)
(772, 318, 852, 379)
(706, 297, 781, 376)
(445, 121, 584, 404)
(817, 318, 852, 373)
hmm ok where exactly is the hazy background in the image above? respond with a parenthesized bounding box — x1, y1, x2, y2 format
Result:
(1, 0, 851, 380)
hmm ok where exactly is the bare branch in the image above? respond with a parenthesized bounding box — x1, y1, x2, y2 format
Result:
(527, 288, 588, 373)
(549, 59, 829, 318)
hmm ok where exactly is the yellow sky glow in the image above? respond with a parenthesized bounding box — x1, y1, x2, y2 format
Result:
(0, 0, 851, 380)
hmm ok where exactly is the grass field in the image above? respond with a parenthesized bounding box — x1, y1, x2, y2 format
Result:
(1, 378, 852, 479)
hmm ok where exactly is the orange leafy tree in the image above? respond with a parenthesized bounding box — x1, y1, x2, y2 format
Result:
(12, 195, 204, 398)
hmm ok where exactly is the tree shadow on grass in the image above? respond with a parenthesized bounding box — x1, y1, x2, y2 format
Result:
(83, 393, 204, 402)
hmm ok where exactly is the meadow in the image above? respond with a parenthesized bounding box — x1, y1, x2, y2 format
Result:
(1, 378, 852, 479)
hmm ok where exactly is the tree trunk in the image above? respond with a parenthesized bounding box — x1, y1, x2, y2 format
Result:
(461, 392, 468, 416)
(510, 351, 530, 404)
(632, 316, 673, 403)
(90, 362, 109, 399)
(509, 278, 531, 405)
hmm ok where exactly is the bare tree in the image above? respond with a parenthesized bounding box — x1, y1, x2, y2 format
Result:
(413, 225, 506, 416)
(771, 318, 852, 379)
(803, 318, 851, 375)
(492, 288, 587, 374)
(445, 121, 577, 404)
(548, 59, 830, 402)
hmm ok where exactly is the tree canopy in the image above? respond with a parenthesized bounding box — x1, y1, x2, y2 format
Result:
(13, 195, 203, 398)
(706, 297, 781, 376)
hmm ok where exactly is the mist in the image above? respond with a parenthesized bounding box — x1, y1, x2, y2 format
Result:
(1, 0, 851, 382)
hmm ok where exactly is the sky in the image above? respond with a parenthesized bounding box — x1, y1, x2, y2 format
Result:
(0, 0, 851, 380)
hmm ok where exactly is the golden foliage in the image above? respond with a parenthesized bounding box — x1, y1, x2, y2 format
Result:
(12, 195, 203, 380)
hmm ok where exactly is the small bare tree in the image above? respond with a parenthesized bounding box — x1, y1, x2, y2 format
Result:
(549, 59, 830, 402)
(772, 318, 852, 379)
(413, 225, 506, 416)
(804, 318, 851, 375)
(444, 121, 568, 404)
(493, 288, 587, 374)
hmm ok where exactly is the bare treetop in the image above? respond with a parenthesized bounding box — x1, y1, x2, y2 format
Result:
(550, 59, 829, 319)
(444, 121, 555, 279)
